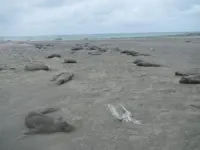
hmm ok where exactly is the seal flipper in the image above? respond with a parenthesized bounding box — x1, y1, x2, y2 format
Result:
(16, 127, 43, 141)
(24, 125, 46, 135)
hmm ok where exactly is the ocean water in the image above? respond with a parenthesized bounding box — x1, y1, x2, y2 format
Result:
(0, 32, 186, 41)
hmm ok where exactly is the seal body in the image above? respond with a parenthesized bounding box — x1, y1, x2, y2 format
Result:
(179, 74, 200, 84)
(24, 108, 75, 134)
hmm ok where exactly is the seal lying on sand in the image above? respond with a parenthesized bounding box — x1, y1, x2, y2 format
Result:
(63, 59, 77, 63)
(179, 74, 200, 84)
(24, 108, 75, 134)
(71, 44, 84, 51)
(0, 66, 16, 71)
(121, 50, 150, 56)
(46, 54, 61, 59)
(51, 72, 74, 85)
(24, 64, 50, 71)
(88, 52, 102, 55)
(175, 71, 199, 76)
(133, 59, 162, 67)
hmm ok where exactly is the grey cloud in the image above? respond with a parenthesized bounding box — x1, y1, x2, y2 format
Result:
(37, 0, 66, 8)
(0, 0, 200, 36)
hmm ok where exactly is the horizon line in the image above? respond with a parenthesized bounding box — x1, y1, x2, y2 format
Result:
(1, 30, 200, 38)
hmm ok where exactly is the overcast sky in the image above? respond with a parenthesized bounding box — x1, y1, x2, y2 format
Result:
(0, 0, 200, 36)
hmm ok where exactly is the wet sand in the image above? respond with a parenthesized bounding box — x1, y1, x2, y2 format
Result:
(0, 36, 200, 150)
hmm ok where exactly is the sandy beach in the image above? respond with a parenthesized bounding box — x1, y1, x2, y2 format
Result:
(1, 36, 200, 150)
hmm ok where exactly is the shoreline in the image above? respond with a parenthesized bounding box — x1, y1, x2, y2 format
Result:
(1, 31, 200, 42)
(1, 34, 200, 43)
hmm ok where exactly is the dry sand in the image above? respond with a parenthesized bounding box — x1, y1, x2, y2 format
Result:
(0, 36, 200, 150)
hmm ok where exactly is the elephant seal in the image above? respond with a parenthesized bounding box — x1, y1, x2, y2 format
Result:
(51, 72, 74, 85)
(24, 108, 75, 134)
(175, 70, 199, 76)
(24, 64, 50, 71)
(63, 59, 77, 63)
(71, 44, 84, 51)
(133, 59, 162, 67)
(121, 50, 150, 56)
(179, 74, 200, 84)
(121, 50, 140, 56)
(46, 54, 61, 59)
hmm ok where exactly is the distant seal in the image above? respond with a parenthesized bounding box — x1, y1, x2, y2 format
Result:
(133, 59, 162, 67)
(24, 64, 50, 71)
(24, 108, 75, 134)
(121, 50, 150, 56)
(46, 54, 61, 59)
(71, 44, 84, 51)
(63, 59, 77, 63)
(51, 72, 74, 85)
(121, 50, 139, 56)
(179, 74, 200, 84)
(175, 71, 199, 76)
(88, 52, 102, 55)
(0, 66, 16, 71)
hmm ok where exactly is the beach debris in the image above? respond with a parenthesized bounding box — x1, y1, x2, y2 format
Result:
(179, 74, 200, 84)
(133, 59, 162, 67)
(24, 64, 50, 71)
(24, 107, 75, 135)
(51, 72, 74, 85)
(63, 59, 77, 63)
(107, 104, 141, 124)
(46, 54, 61, 59)
(71, 44, 84, 51)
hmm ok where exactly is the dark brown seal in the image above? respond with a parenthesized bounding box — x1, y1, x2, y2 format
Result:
(46, 54, 61, 59)
(133, 59, 162, 67)
(24, 64, 50, 71)
(24, 108, 75, 134)
(179, 74, 200, 84)
(51, 72, 74, 85)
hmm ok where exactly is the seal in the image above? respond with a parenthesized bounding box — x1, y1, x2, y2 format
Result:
(63, 59, 77, 63)
(175, 71, 199, 76)
(51, 72, 74, 85)
(179, 74, 200, 84)
(46, 54, 61, 59)
(24, 108, 75, 134)
(24, 64, 50, 71)
(133, 59, 162, 67)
